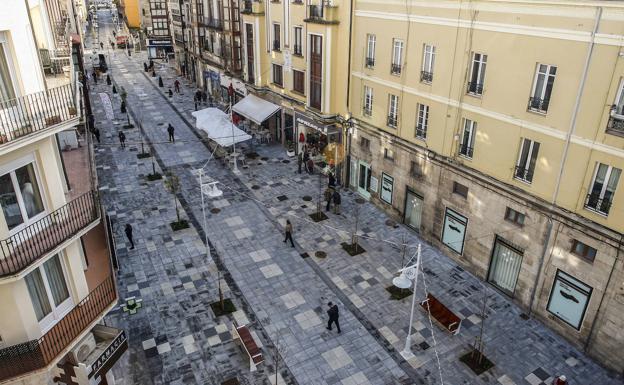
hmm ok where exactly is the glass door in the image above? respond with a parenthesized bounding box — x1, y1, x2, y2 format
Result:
(404, 190, 423, 232)
(488, 237, 523, 296)
(357, 160, 371, 198)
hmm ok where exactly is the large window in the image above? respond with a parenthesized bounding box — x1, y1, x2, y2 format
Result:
(363, 86, 373, 116)
(459, 119, 476, 159)
(415, 103, 429, 139)
(0, 39, 16, 102)
(309, 34, 323, 110)
(273, 23, 281, 51)
(293, 69, 305, 94)
(366, 34, 376, 67)
(586, 163, 621, 215)
(25, 254, 72, 330)
(529, 63, 556, 113)
(0, 162, 45, 231)
(293, 26, 303, 56)
(488, 237, 523, 296)
(272, 64, 283, 87)
(442, 208, 467, 255)
(468, 53, 487, 96)
(547, 270, 592, 330)
(387, 94, 398, 128)
(421, 44, 435, 83)
(391, 39, 403, 75)
(514, 138, 540, 183)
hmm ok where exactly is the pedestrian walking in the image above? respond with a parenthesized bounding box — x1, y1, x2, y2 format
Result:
(328, 173, 336, 187)
(201, 90, 207, 104)
(92, 70, 98, 84)
(110, 41, 114, 50)
(167, 123, 175, 142)
(143, 62, 148, 72)
(99, 42, 104, 49)
(307, 158, 314, 175)
(149, 59, 154, 70)
(297, 152, 303, 173)
(326, 302, 341, 333)
(106, 74, 111, 85)
(168, 88, 173, 98)
(124, 223, 135, 250)
(324, 187, 333, 212)
(158, 76, 164, 87)
(118, 131, 126, 148)
(332, 189, 341, 214)
(283, 219, 295, 247)
(174, 79, 180, 93)
(93, 128, 101, 143)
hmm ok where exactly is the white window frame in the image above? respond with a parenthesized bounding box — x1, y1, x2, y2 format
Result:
(468, 52, 487, 95)
(459, 119, 476, 159)
(529, 63, 557, 112)
(363, 85, 373, 116)
(0, 155, 48, 235)
(612, 78, 624, 117)
(0, 33, 18, 100)
(272, 63, 283, 86)
(422, 44, 435, 80)
(587, 163, 621, 214)
(388, 94, 399, 127)
(391, 39, 403, 74)
(515, 138, 540, 183)
(416, 103, 429, 139)
(366, 34, 376, 66)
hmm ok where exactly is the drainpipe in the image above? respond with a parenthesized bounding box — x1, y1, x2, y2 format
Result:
(584, 234, 622, 353)
(528, 7, 602, 316)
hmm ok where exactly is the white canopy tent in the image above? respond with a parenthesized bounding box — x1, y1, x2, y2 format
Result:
(192, 108, 252, 147)
(232, 94, 281, 125)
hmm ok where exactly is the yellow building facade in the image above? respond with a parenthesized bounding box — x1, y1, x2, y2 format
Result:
(121, 0, 142, 28)
(348, 0, 624, 371)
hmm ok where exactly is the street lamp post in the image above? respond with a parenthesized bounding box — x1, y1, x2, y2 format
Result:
(392, 244, 422, 359)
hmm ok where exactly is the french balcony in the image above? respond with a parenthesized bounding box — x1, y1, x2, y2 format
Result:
(365, 57, 375, 68)
(363, 107, 372, 117)
(0, 84, 78, 154)
(528, 96, 550, 113)
(202, 17, 223, 31)
(273, 40, 281, 52)
(0, 191, 99, 279)
(293, 45, 303, 56)
(387, 115, 398, 128)
(304, 2, 339, 24)
(606, 109, 624, 137)
(390, 63, 402, 75)
(467, 82, 484, 96)
(420, 70, 433, 83)
(0, 275, 118, 382)
(585, 193, 612, 216)
(514, 166, 534, 183)
(241, 0, 264, 15)
(458, 143, 474, 159)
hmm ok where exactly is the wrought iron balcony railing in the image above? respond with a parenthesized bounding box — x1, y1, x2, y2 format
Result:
(387, 115, 398, 128)
(0, 191, 99, 278)
(309, 4, 323, 18)
(273, 40, 281, 52)
(0, 84, 77, 146)
(585, 193, 612, 215)
(293, 45, 303, 56)
(420, 71, 433, 83)
(203, 17, 223, 30)
(607, 110, 624, 135)
(0, 275, 117, 381)
(514, 166, 534, 183)
(467, 82, 484, 95)
(416, 127, 427, 139)
(363, 107, 372, 117)
(528, 97, 550, 113)
(365, 57, 375, 68)
(459, 143, 474, 158)
(391, 64, 402, 75)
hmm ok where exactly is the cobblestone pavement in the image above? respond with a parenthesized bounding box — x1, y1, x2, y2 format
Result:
(90, 13, 622, 385)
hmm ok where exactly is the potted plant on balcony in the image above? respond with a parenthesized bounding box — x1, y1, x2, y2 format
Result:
(164, 172, 189, 231)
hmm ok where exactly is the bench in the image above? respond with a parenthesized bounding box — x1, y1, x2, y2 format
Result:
(231, 322, 264, 371)
(420, 293, 462, 335)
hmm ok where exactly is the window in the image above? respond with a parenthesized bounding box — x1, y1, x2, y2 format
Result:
(571, 240, 597, 263)
(586, 163, 621, 215)
(273, 23, 281, 51)
(360, 137, 370, 151)
(293, 69, 305, 94)
(459, 119, 476, 159)
(391, 39, 403, 75)
(415, 103, 429, 139)
(410, 160, 423, 178)
(384, 148, 394, 161)
(504, 207, 525, 226)
(272, 64, 283, 86)
(529, 63, 556, 112)
(613, 79, 624, 116)
(293, 26, 302, 56)
(453, 181, 468, 198)
(488, 237, 523, 296)
(514, 138, 540, 183)
(366, 34, 376, 67)
(0, 162, 45, 231)
(363, 86, 373, 116)
(309, 35, 323, 110)
(380, 173, 394, 204)
(468, 53, 487, 95)
(547, 270, 593, 330)
(387, 94, 398, 127)
(421, 44, 435, 83)
(0, 40, 16, 102)
(25, 254, 72, 328)
(442, 208, 467, 255)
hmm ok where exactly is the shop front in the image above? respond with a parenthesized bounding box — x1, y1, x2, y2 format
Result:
(220, 74, 247, 104)
(295, 112, 344, 178)
(146, 38, 173, 59)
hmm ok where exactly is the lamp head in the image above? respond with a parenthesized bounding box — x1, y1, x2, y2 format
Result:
(392, 274, 411, 289)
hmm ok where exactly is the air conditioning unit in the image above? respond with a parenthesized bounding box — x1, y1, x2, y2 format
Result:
(68, 332, 97, 365)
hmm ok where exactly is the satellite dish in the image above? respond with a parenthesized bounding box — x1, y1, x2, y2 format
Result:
(392, 275, 411, 289)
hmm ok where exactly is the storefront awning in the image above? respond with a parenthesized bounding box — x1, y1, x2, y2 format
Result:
(232, 94, 281, 125)
(192, 108, 252, 147)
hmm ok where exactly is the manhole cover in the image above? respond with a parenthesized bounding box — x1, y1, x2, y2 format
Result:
(302, 196, 312, 201)
(315, 251, 327, 259)
(210, 208, 221, 214)
(385, 219, 396, 227)
(251, 185, 260, 190)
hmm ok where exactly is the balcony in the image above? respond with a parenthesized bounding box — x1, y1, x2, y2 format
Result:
(585, 193, 612, 215)
(390, 63, 402, 75)
(273, 40, 281, 52)
(202, 17, 223, 30)
(387, 115, 398, 128)
(0, 275, 117, 382)
(467, 82, 483, 96)
(241, 0, 264, 15)
(528, 97, 550, 113)
(514, 166, 534, 183)
(459, 143, 473, 158)
(0, 84, 78, 152)
(606, 109, 624, 137)
(293, 45, 303, 56)
(365, 57, 375, 68)
(304, 2, 339, 24)
(0, 191, 99, 278)
(420, 71, 433, 83)
(363, 107, 372, 117)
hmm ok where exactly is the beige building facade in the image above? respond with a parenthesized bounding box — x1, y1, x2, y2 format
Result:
(348, 0, 624, 372)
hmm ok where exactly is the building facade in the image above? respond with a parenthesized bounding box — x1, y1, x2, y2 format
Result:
(0, 1, 126, 384)
(145, 0, 174, 58)
(348, 0, 624, 371)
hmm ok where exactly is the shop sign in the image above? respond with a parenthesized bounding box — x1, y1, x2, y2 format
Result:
(88, 330, 128, 378)
(442, 208, 467, 255)
(380, 173, 393, 204)
(147, 39, 172, 46)
(547, 270, 592, 330)
(295, 113, 335, 135)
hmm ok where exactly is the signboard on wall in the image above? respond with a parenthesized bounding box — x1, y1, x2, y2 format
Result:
(381, 173, 394, 204)
(547, 270, 592, 330)
(442, 208, 468, 255)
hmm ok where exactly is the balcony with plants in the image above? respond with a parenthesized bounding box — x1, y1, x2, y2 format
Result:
(304, 0, 339, 24)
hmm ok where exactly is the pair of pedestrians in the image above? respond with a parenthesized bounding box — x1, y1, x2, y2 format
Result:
(324, 187, 342, 214)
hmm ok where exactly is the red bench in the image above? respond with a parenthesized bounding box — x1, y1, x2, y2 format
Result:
(420, 293, 462, 335)
(232, 322, 264, 371)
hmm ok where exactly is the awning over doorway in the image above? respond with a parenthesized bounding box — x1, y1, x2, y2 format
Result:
(232, 94, 281, 125)
(192, 108, 252, 147)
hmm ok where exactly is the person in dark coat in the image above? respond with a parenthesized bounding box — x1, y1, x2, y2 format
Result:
(168, 88, 173, 97)
(158, 76, 164, 87)
(143, 62, 148, 72)
(92, 70, 98, 84)
(332, 189, 341, 214)
(167, 123, 175, 142)
(93, 128, 100, 143)
(99, 42, 104, 49)
(106, 74, 111, 85)
(174, 79, 180, 93)
(201, 90, 207, 104)
(306, 158, 314, 175)
(297, 152, 303, 173)
(283, 219, 294, 247)
(124, 223, 135, 250)
(149, 59, 154, 69)
(326, 302, 341, 333)
(328, 173, 336, 187)
(118, 131, 126, 148)
(324, 187, 333, 212)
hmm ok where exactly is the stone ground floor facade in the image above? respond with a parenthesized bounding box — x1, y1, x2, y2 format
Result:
(349, 122, 624, 373)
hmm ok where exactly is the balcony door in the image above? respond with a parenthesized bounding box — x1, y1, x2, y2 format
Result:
(357, 160, 371, 198)
(0, 159, 46, 233)
(309, 34, 322, 110)
(25, 254, 73, 332)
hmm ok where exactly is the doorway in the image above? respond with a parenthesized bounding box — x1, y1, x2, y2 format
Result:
(357, 160, 371, 198)
(404, 189, 423, 232)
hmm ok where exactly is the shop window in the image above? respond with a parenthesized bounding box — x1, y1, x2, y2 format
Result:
(547, 269, 592, 330)
(453, 181, 468, 198)
(442, 208, 467, 255)
(571, 240, 597, 263)
(504, 207, 525, 227)
(488, 237, 523, 296)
